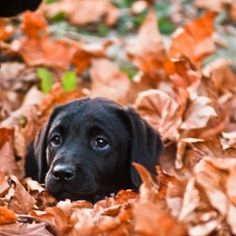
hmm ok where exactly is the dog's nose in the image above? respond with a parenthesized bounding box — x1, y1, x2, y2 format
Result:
(52, 164, 76, 181)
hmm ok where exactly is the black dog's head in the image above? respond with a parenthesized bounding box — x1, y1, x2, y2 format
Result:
(31, 97, 163, 202)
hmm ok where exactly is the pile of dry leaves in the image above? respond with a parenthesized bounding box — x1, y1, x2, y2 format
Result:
(0, 0, 236, 235)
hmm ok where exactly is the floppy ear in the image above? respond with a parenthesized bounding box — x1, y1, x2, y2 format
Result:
(125, 107, 163, 188)
(33, 124, 48, 182)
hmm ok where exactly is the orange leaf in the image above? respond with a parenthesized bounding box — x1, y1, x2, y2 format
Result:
(0, 20, 14, 41)
(133, 202, 187, 236)
(21, 11, 47, 38)
(0, 206, 16, 225)
(168, 11, 217, 65)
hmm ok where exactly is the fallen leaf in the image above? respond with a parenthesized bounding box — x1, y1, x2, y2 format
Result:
(0, 207, 16, 225)
(127, 9, 166, 78)
(135, 89, 188, 141)
(7, 175, 36, 214)
(0, 20, 14, 41)
(43, 0, 119, 26)
(133, 202, 187, 236)
(168, 11, 217, 65)
(0, 222, 54, 236)
(181, 96, 217, 130)
(0, 129, 21, 178)
(90, 59, 131, 104)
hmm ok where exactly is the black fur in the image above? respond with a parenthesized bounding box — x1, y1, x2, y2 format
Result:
(0, 0, 42, 17)
(25, 97, 163, 202)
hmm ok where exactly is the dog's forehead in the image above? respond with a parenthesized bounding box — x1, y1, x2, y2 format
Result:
(50, 99, 125, 130)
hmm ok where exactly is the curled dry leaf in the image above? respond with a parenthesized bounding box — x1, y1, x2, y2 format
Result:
(135, 89, 188, 141)
(176, 136, 236, 169)
(0, 128, 21, 178)
(127, 9, 166, 78)
(203, 59, 236, 94)
(221, 131, 236, 149)
(7, 175, 36, 214)
(164, 57, 201, 89)
(90, 59, 131, 104)
(181, 96, 217, 130)
(0, 222, 54, 236)
(168, 11, 217, 65)
(193, 157, 236, 234)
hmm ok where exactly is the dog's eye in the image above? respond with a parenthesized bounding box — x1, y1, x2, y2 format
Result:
(50, 135, 62, 147)
(93, 136, 109, 150)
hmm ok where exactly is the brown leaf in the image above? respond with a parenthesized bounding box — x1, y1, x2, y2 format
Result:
(135, 89, 188, 141)
(127, 9, 166, 78)
(43, 0, 119, 26)
(0, 129, 21, 178)
(168, 11, 217, 64)
(133, 163, 159, 203)
(31, 206, 72, 236)
(203, 59, 236, 94)
(181, 96, 217, 130)
(7, 175, 36, 214)
(90, 59, 131, 104)
(0, 222, 54, 236)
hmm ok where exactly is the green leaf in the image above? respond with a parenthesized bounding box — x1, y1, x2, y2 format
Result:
(45, 0, 57, 4)
(62, 71, 77, 92)
(36, 68, 54, 94)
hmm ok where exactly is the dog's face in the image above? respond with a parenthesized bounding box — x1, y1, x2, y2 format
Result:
(33, 98, 163, 202)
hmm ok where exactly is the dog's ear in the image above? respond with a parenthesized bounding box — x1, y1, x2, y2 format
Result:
(33, 105, 66, 182)
(125, 107, 163, 188)
(33, 124, 48, 182)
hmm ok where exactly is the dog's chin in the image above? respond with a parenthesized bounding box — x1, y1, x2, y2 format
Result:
(48, 189, 104, 203)
(53, 191, 103, 203)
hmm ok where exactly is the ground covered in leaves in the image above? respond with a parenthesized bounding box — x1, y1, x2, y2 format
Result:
(0, 0, 236, 235)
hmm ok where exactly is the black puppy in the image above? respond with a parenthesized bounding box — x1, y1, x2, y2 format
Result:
(26, 97, 163, 202)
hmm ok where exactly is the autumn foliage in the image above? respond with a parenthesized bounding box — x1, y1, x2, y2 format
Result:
(0, 0, 236, 235)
